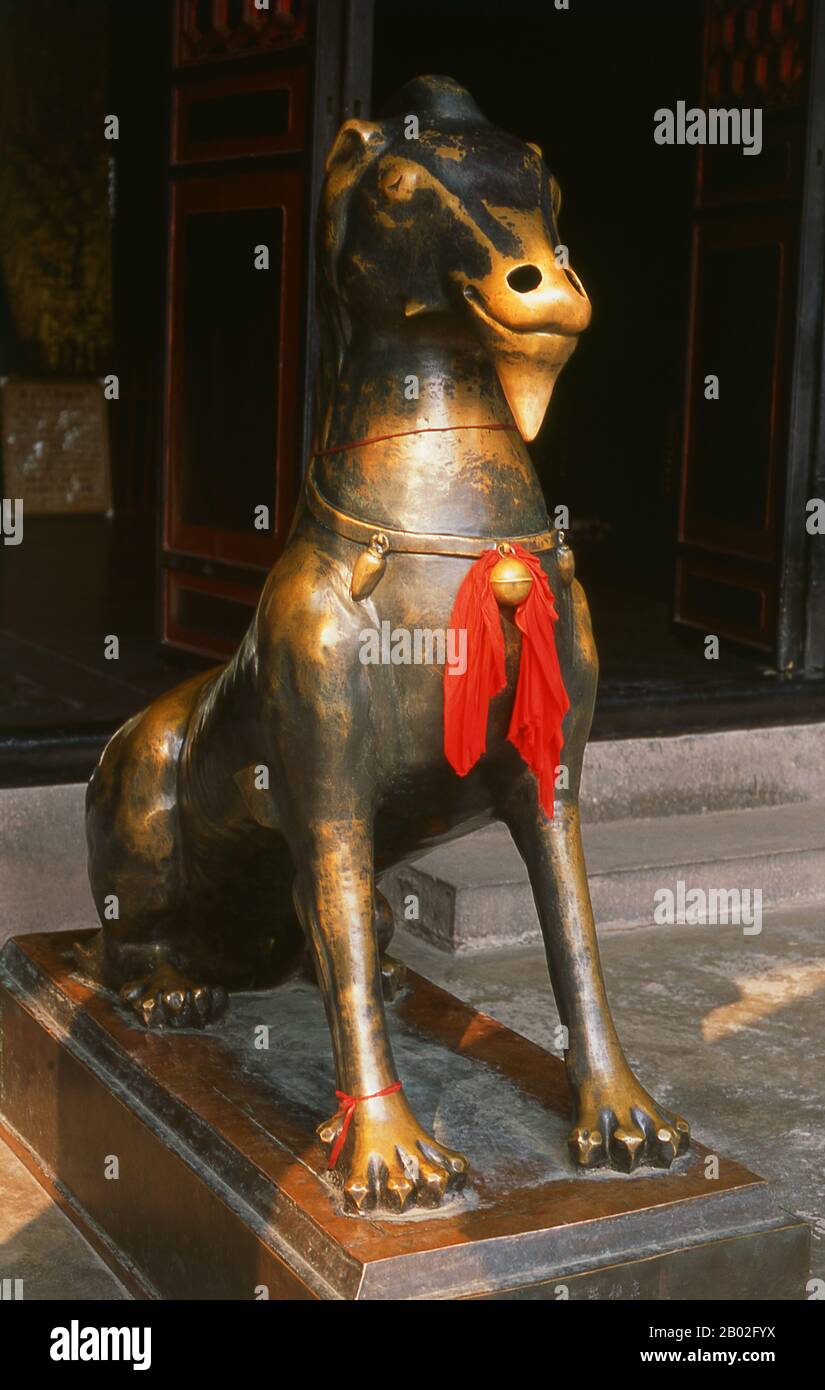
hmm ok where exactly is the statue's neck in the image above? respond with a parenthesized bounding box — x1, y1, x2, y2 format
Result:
(325, 331, 511, 444)
(314, 326, 550, 536)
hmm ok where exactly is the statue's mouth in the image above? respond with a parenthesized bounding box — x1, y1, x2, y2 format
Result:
(462, 283, 580, 340)
(460, 283, 582, 441)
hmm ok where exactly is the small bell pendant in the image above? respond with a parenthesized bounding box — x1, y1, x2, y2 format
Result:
(351, 533, 389, 602)
(489, 542, 533, 607)
(556, 530, 575, 587)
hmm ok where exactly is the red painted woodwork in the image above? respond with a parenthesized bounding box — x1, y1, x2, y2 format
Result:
(164, 567, 264, 658)
(161, 0, 314, 656)
(164, 168, 304, 570)
(176, 0, 309, 67)
(173, 63, 307, 164)
(679, 210, 797, 567)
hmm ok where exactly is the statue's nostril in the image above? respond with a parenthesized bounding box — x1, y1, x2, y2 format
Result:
(564, 267, 587, 298)
(507, 264, 542, 293)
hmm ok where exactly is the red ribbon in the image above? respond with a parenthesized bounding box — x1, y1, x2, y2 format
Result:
(443, 546, 569, 817)
(314, 423, 517, 458)
(327, 1081, 403, 1170)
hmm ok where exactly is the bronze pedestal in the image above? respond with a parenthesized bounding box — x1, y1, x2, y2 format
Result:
(0, 933, 808, 1300)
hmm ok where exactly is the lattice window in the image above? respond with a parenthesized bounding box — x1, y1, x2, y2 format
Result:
(176, 0, 308, 66)
(705, 0, 808, 108)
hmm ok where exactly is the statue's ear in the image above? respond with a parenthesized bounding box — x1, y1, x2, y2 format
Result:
(317, 117, 387, 412)
(321, 118, 387, 299)
(325, 119, 386, 173)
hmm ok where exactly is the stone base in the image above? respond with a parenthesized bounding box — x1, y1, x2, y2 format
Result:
(0, 933, 809, 1300)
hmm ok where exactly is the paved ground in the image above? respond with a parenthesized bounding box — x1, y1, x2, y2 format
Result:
(394, 902, 825, 1286)
(1, 903, 821, 1298)
(0, 1140, 127, 1300)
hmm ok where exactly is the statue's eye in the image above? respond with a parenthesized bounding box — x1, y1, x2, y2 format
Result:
(379, 163, 418, 201)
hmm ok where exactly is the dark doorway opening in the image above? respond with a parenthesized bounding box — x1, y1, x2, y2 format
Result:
(371, 0, 824, 735)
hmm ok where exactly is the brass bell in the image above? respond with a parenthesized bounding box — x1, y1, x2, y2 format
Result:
(555, 529, 575, 588)
(351, 532, 389, 602)
(489, 544, 533, 607)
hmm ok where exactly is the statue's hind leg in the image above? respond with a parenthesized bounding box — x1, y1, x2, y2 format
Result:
(84, 680, 229, 1028)
(115, 953, 229, 1029)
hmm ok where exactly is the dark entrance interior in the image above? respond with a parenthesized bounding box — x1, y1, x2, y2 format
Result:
(372, 0, 783, 728)
(0, 0, 180, 785)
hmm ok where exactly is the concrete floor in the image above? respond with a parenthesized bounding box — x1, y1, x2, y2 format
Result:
(394, 902, 825, 1284)
(1, 902, 822, 1297)
(0, 1140, 128, 1300)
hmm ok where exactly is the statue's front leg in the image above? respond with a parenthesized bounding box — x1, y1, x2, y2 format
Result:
(293, 817, 467, 1212)
(501, 789, 690, 1173)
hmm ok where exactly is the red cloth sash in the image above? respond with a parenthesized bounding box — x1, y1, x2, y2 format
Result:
(443, 546, 569, 817)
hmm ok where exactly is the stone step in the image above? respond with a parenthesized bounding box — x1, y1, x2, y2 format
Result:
(576, 721, 825, 822)
(0, 782, 92, 947)
(379, 801, 825, 953)
(3, 740, 824, 954)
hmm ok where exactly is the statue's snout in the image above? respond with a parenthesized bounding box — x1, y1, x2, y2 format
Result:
(472, 249, 592, 340)
(460, 232, 591, 440)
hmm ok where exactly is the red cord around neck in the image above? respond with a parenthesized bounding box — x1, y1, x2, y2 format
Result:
(314, 422, 518, 458)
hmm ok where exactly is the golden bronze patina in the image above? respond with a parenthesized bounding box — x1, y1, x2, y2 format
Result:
(84, 76, 689, 1214)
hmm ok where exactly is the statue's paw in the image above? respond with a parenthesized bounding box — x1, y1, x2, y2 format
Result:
(120, 971, 228, 1029)
(569, 1073, 690, 1174)
(318, 1090, 468, 1214)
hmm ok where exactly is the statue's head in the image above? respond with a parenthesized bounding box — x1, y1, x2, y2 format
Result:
(317, 75, 591, 442)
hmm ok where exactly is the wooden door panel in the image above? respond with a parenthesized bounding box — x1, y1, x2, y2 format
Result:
(157, 2, 372, 656)
(675, 553, 777, 649)
(164, 169, 303, 571)
(173, 63, 306, 164)
(675, 0, 810, 654)
(679, 212, 796, 565)
(164, 567, 263, 659)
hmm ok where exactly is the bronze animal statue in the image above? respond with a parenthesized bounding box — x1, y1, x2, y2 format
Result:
(85, 77, 689, 1213)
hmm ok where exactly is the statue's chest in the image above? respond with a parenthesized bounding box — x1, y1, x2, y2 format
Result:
(362, 554, 549, 783)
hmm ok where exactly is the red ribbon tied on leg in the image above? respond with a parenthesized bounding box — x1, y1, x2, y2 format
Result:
(443, 546, 569, 818)
(326, 1080, 403, 1170)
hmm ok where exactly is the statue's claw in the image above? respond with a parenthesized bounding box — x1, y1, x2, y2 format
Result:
(319, 1089, 468, 1214)
(119, 971, 228, 1029)
(568, 1075, 691, 1174)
